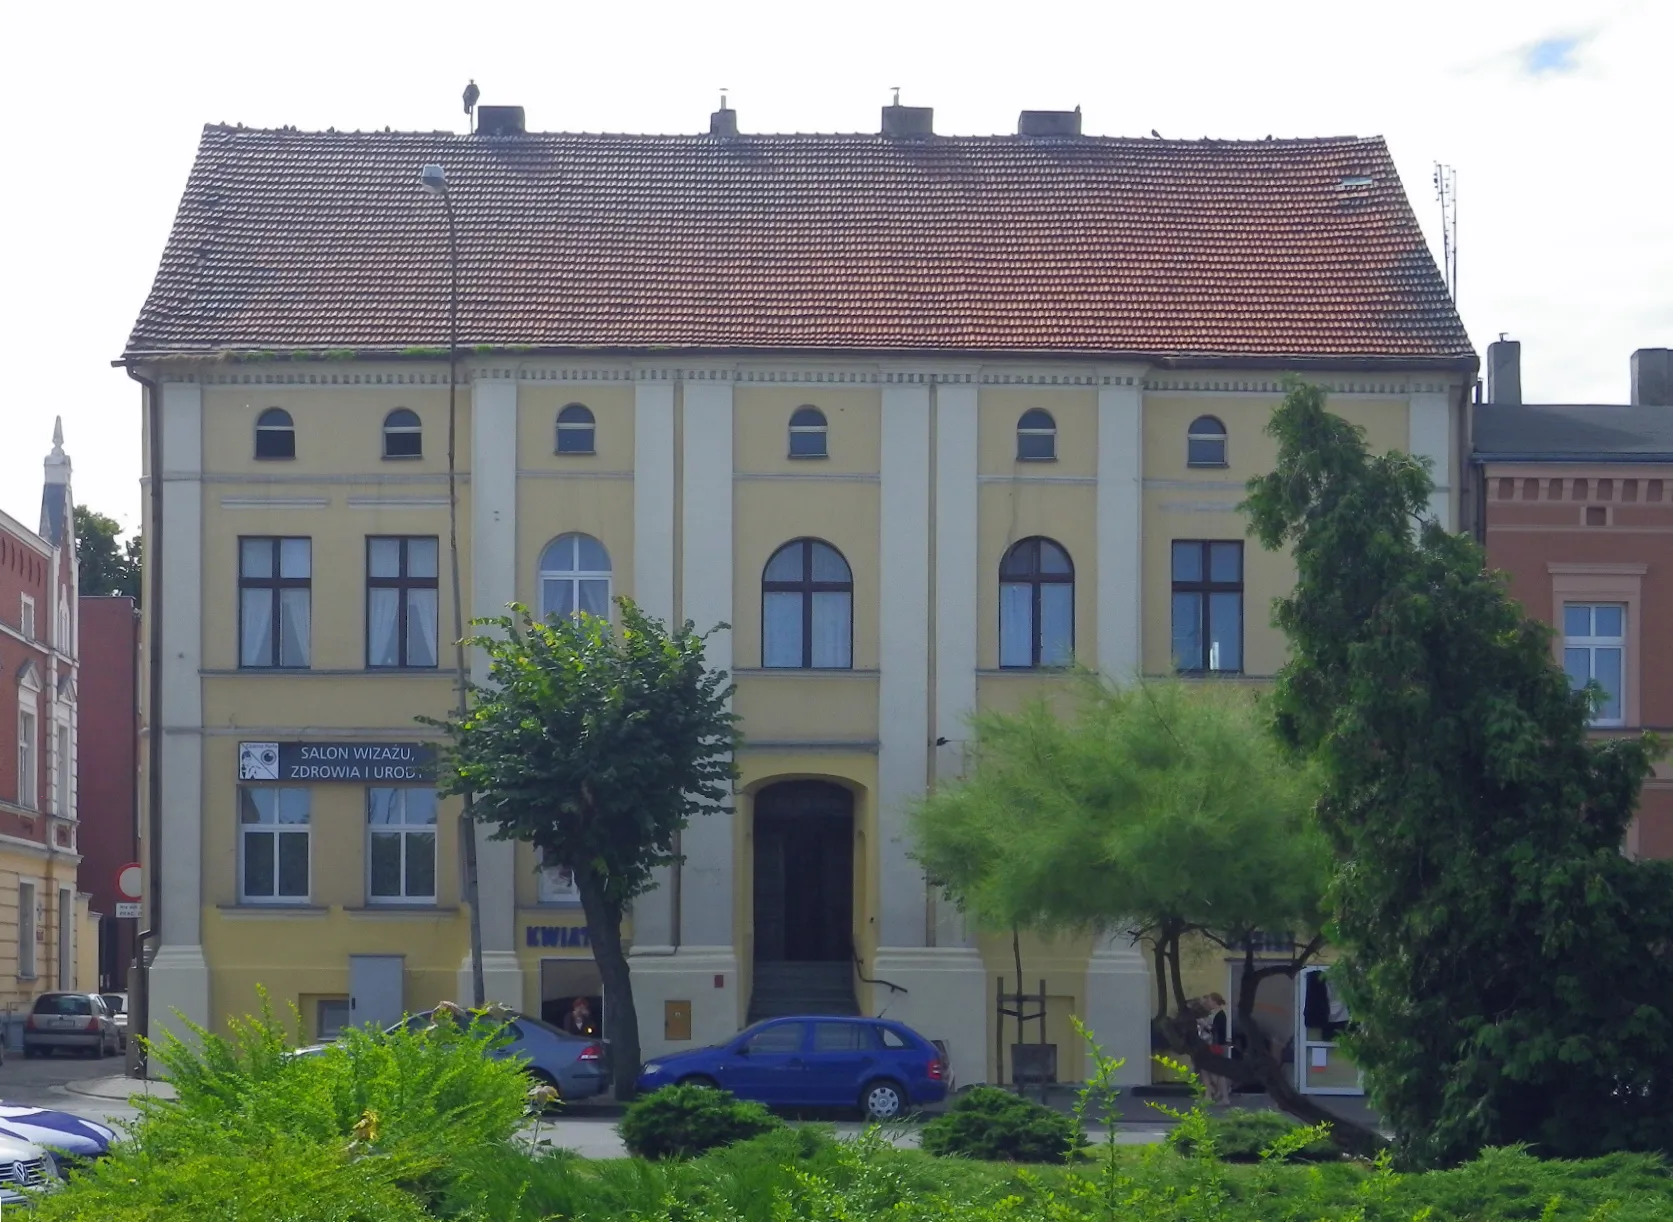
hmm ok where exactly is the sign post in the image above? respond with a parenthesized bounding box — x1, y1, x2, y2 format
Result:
(115, 862, 143, 920)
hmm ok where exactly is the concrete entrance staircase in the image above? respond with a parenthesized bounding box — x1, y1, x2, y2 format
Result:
(748, 960, 859, 1021)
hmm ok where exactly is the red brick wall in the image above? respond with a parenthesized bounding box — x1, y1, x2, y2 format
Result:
(1484, 466, 1673, 856)
(77, 596, 139, 986)
(0, 524, 53, 826)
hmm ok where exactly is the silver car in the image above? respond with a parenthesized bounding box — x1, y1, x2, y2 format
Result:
(99, 993, 129, 1050)
(23, 993, 121, 1059)
(0, 1132, 57, 1205)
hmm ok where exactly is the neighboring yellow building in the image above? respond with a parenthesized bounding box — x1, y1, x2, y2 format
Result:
(123, 101, 1475, 1091)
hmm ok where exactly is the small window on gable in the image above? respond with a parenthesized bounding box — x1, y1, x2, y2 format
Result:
(789, 406, 828, 458)
(1187, 416, 1228, 467)
(382, 408, 422, 459)
(255, 408, 296, 460)
(556, 405, 596, 455)
(1016, 409, 1056, 461)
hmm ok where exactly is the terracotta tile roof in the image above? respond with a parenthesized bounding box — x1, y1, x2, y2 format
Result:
(126, 126, 1474, 363)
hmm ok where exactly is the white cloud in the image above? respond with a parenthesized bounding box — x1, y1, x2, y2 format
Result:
(0, 0, 1667, 526)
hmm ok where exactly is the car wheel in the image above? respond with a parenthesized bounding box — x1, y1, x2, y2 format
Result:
(677, 1075, 719, 1090)
(860, 1080, 906, 1121)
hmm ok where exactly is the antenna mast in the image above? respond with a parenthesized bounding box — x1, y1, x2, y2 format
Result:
(1433, 163, 1458, 305)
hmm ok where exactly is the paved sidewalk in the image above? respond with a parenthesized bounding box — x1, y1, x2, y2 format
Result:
(63, 1074, 176, 1102)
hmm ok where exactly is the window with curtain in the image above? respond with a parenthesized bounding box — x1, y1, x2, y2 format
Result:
(255, 407, 296, 460)
(1016, 409, 1057, 461)
(239, 787, 310, 903)
(556, 404, 596, 454)
(239, 537, 311, 668)
(538, 534, 612, 619)
(382, 408, 422, 458)
(788, 406, 828, 458)
(16, 704, 37, 810)
(998, 537, 1074, 667)
(367, 787, 438, 903)
(366, 536, 439, 668)
(762, 539, 853, 669)
(1187, 416, 1228, 467)
(1171, 540, 1243, 672)
(1564, 603, 1625, 725)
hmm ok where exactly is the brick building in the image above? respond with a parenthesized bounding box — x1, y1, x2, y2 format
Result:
(1474, 342, 1673, 857)
(77, 595, 140, 990)
(0, 420, 92, 1009)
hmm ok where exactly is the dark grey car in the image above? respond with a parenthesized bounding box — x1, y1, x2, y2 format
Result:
(23, 993, 120, 1058)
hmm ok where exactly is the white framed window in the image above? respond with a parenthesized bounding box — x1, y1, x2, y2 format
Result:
(17, 705, 38, 811)
(366, 537, 440, 669)
(538, 534, 612, 619)
(20, 595, 35, 640)
(239, 787, 311, 903)
(1016, 409, 1057, 461)
(1564, 603, 1625, 726)
(57, 596, 70, 652)
(1187, 416, 1229, 467)
(55, 723, 71, 817)
(367, 787, 438, 903)
(239, 537, 312, 668)
(788, 406, 828, 458)
(538, 847, 581, 905)
(18, 881, 36, 978)
(556, 404, 596, 454)
(381, 408, 423, 459)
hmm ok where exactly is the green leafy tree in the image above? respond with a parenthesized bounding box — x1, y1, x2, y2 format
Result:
(74, 504, 142, 602)
(428, 600, 738, 1097)
(1243, 380, 1673, 1166)
(910, 676, 1382, 1154)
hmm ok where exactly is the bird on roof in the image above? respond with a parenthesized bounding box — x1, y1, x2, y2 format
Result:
(1151, 128, 1162, 138)
(463, 79, 480, 116)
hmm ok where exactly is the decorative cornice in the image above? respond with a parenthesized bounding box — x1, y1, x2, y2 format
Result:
(1142, 376, 1450, 395)
(220, 496, 332, 509)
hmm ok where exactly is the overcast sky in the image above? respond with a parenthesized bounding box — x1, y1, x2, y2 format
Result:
(1, 0, 1666, 535)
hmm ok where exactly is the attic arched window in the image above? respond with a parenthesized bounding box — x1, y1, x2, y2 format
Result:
(556, 405, 596, 455)
(382, 408, 422, 459)
(1187, 416, 1228, 467)
(1016, 409, 1056, 461)
(788, 406, 828, 458)
(255, 408, 296, 460)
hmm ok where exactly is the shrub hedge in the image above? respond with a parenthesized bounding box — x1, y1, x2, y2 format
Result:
(919, 1086, 1084, 1163)
(618, 1083, 784, 1160)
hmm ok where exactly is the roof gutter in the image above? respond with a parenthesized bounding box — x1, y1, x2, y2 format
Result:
(1473, 452, 1673, 464)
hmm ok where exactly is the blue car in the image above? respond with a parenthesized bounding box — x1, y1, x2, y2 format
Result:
(637, 1016, 948, 1119)
(0, 1104, 116, 1164)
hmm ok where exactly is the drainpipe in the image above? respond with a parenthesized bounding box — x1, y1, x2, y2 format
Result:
(123, 363, 163, 1070)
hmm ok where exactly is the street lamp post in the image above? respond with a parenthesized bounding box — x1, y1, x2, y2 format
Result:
(421, 163, 486, 1008)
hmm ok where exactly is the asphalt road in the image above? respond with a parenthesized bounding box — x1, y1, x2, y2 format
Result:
(0, 1053, 1174, 1157)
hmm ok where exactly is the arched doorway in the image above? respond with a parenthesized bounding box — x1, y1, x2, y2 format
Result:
(752, 781, 854, 963)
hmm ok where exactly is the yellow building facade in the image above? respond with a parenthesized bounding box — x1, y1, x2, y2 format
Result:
(127, 113, 1477, 1090)
(135, 357, 1467, 1087)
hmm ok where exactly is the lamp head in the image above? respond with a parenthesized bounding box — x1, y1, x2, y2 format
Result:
(419, 164, 449, 195)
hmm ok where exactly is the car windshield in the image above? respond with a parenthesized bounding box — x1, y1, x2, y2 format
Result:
(34, 994, 92, 1016)
(100, 995, 126, 1014)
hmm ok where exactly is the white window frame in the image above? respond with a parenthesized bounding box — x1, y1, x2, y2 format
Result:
(20, 595, 35, 641)
(238, 787, 312, 904)
(537, 534, 613, 620)
(56, 595, 70, 653)
(366, 787, 439, 905)
(538, 847, 582, 906)
(54, 721, 72, 818)
(18, 881, 36, 978)
(17, 700, 38, 812)
(1563, 602, 1626, 727)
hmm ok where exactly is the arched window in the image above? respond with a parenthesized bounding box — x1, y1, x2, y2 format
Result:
(255, 408, 295, 460)
(762, 539, 852, 669)
(382, 408, 422, 459)
(1016, 409, 1056, 461)
(788, 406, 828, 458)
(556, 404, 596, 455)
(1187, 416, 1228, 467)
(999, 537, 1073, 668)
(538, 534, 612, 618)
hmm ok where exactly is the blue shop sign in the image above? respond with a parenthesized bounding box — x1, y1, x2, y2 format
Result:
(525, 925, 591, 949)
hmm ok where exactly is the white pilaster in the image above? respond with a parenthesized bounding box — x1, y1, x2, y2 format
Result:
(463, 376, 521, 1003)
(878, 384, 932, 949)
(631, 381, 678, 953)
(630, 379, 741, 1059)
(933, 384, 978, 782)
(1409, 391, 1454, 531)
(1082, 932, 1154, 1085)
(1096, 382, 1143, 682)
(151, 379, 209, 1049)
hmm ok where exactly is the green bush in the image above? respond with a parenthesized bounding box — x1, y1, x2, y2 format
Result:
(1169, 1107, 1341, 1163)
(619, 1083, 784, 1160)
(919, 1086, 1083, 1164)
